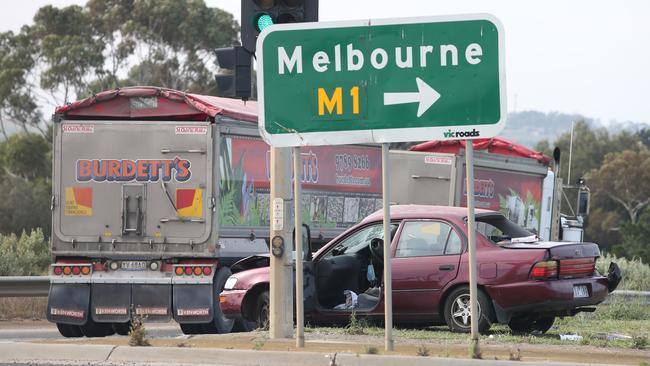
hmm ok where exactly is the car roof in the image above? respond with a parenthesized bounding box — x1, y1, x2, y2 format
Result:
(360, 205, 496, 223)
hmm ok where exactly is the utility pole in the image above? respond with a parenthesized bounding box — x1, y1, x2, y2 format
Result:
(269, 147, 294, 338)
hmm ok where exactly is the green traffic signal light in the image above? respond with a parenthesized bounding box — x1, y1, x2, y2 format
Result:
(256, 13, 275, 32)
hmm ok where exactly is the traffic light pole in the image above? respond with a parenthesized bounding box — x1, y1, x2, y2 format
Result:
(269, 147, 294, 339)
(465, 141, 481, 358)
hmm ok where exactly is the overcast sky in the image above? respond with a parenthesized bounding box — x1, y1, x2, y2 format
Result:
(3, 0, 649, 124)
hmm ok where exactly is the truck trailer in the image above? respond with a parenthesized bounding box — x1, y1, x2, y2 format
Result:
(47, 87, 383, 337)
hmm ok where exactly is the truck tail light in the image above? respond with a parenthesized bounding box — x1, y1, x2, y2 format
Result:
(530, 260, 558, 280)
(175, 267, 184, 276)
(184, 266, 193, 276)
(63, 266, 72, 275)
(53, 266, 63, 275)
(203, 266, 212, 276)
(72, 266, 81, 275)
(81, 266, 91, 275)
(193, 266, 202, 276)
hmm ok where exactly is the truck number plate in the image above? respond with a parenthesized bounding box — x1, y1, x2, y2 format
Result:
(573, 285, 589, 298)
(121, 261, 147, 271)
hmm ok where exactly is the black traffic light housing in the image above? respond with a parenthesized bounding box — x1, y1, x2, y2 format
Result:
(214, 46, 252, 100)
(241, 0, 319, 53)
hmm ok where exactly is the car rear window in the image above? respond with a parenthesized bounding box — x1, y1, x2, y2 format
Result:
(475, 214, 533, 244)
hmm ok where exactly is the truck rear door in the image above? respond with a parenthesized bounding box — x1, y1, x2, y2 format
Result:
(53, 121, 213, 250)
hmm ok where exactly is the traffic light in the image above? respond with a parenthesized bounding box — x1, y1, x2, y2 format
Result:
(241, 0, 319, 53)
(214, 46, 252, 100)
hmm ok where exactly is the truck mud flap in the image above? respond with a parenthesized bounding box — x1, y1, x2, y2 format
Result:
(132, 284, 172, 322)
(173, 284, 213, 324)
(91, 284, 131, 323)
(46, 283, 90, 326)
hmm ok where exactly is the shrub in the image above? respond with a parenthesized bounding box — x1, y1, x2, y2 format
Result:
(0, 229, 50, 276)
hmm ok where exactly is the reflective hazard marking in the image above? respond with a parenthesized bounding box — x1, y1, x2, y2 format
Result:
(176, 188, 203, 218)
(64, 187, 93, 216)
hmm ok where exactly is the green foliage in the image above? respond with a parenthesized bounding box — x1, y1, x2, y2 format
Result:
(344, 311, 369, 335)
(416, 344, 430, 357)
(608, 208, 650, 264)
(632, 335, 648, 350)
(128, 316, 151, 347)
(596, 253, 650, 291)
(0, 229, 50, 276)
(363, 345, 379, 354)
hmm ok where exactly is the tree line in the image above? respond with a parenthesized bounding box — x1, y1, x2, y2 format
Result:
(1, 0, 649, 266)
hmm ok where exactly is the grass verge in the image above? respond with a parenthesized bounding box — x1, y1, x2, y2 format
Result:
(0, 297, 47, 320)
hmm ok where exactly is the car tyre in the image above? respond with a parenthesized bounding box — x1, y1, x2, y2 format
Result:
(255, 291, 270, 330)
(201, 267, 235, 334)
(56, 323, 83, 338)
(508, 316, 555, 334)
(443, 286, 493, 334)
(112, 321, 131, 336)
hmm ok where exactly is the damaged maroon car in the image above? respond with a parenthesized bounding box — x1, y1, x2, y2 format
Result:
(220, 205, 621, 334)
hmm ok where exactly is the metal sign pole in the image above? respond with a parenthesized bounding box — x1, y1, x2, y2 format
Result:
(382, 143, 394, 352)
(293, 147, 305, 348)
(465, 140, 481, 358)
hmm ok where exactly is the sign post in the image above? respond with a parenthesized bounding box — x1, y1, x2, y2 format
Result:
(465, 141, 480, 357)
(293, 147, 305, 348)
(256, 14, 505, 355)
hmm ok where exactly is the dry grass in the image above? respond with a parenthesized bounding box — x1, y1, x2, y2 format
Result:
(0, 297, 47, 320)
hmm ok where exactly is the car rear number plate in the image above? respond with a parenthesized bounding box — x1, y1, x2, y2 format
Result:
(121, 261, 147, 271)
(573, 285, 589, 298)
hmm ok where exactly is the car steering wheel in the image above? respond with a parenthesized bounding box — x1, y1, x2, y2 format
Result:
(369, 238, 384, 264)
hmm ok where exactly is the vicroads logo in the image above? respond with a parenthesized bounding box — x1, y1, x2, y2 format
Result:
(443, 128, 481, 138)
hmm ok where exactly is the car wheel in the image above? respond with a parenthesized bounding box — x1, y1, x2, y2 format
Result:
(508, 316, 555, 334)
(180, 323, 203, 335)
(56, 323, 83, 338)
(202, 267, 235, 334)
(80, 319, 115, 337)
(443, 286, 493, 334)
(255, 291, 270, 330)
(112, 321, 131, 336)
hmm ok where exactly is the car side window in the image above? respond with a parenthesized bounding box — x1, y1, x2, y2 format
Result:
(324, 223, 396, 258)
(396, 221, 459, 258)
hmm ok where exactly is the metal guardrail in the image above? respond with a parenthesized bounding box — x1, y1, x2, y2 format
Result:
(0, 276, 49, 297)
(0, 276, 649, 304)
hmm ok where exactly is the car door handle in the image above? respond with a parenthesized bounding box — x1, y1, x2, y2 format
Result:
(439, 265, 455, 271)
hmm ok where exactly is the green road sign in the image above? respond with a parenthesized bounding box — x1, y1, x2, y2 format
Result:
(257, 14, 506, 147)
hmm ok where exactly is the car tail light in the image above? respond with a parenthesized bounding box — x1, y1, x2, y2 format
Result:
(559, 258, 596, 279)
(203, 266, 212, 276)
(53, 266, 63, 275)
(530, 260, 558, 280)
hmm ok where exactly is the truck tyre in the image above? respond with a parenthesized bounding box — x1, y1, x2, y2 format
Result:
(233, 318, 257, 332)
(80, 319, 115, 337)
(56, 323, 83, 338)
(255, 291, 270, 330)
(112, 321, 131, 336)
(201, 267, 235, 334)
(508, 316, 555, 334)
(180, 323, 203, 335)
(443, 286, 493, 334)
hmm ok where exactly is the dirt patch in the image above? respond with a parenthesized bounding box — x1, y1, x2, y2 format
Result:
(0, 298, 47, 321)
(40, 330, 650, 365)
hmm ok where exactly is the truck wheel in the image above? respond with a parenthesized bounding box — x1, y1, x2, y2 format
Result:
(202, 267, 235, 334)
(56, 323, 83, 338)
(233, 318, 257, 332)
(80, 319, 115, 337)
(255, 291, 270, 330)
(443, 286, 493, 334)
(180, 323, 203, 335)
(509, 316, 555, 334)
(112, 321, 131, 336)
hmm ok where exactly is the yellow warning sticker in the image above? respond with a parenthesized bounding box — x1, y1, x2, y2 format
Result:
(64, 187, 93, 216)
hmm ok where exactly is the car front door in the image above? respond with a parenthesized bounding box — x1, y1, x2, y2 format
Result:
(391, 220, 464, 320)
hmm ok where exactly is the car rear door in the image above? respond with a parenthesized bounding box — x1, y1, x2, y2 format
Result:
(391, 220, 463, 318)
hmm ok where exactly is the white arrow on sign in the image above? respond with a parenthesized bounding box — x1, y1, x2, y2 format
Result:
(383, 77, 441, 117)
